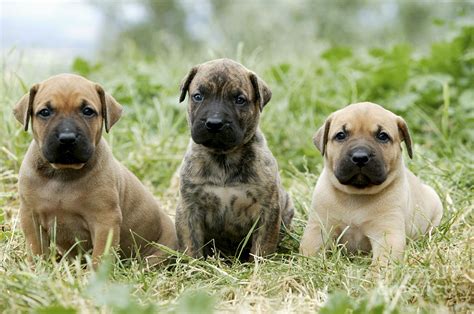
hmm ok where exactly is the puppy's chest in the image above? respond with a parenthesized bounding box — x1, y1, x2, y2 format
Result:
(201, 185, 261, 232)
(22, 179, 84, 212)
(21, 178, 102, 235)
(21, 179, 91, 247)
(328, 192, 403, 226)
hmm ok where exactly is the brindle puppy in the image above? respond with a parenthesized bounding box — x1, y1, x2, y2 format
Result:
(176, 59, 294, 259)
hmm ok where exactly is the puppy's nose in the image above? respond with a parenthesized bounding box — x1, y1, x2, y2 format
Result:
(205, 118, 224, 132)
(351, 149, 370, 166)
(58, 132, 77, 145)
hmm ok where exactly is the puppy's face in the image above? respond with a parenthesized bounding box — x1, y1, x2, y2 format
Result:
(179, 59, 271, 152)
(13, 74, 122, 169)
(314, 102, 412, 194)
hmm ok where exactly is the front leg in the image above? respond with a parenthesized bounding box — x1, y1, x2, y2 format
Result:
(175, 203, 205, 258)
(299, 217, 324, 256)
(20, 208, 50, 260)
(250, 192, 281, 258)
(90, 212, 121, 268)
(300, 210, 337, 256)
(365, 215, 406, 266)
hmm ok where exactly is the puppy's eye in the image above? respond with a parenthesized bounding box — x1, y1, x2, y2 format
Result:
(335, 131, 347, 141)
(38, 108, 51, 118)
(235, 95, 247, 105)
(376, 131, 390, 143)
(82, 107, 96, 116)
(192, 93, 203, 102)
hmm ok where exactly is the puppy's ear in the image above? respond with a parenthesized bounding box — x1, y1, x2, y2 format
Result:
(397, 116, 413, 159)
(179, 66, 199, 103)
(249, 72, 272, 111)
(313, 116, 332, 156)
(96, 84, 123, 133)
(13, 84, 39, 131)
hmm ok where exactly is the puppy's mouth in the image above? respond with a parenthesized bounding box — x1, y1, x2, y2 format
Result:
(199, 138, 240, 151)
(191, 122, 244, 152)
(343, 173, 375, 188)
(42, 146, 93, 169)
(50, 163, 85, 170)
(335, 169, 387, 189)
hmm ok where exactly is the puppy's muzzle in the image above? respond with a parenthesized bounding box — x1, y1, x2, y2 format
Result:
(335, 145, 386, 188)
(42, 119, 94, 166)
(191, 109, 244, 151)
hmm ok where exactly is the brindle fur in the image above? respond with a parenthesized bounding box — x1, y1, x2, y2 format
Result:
(176, 59, 293, 259)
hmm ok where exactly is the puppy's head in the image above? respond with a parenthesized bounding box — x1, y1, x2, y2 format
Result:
(13, 74, 122, 169)
(179, 58, 271, 152)
(314, 102, 412, 194)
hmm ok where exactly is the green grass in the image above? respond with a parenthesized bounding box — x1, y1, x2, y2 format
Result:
(0, 26, 473, 313)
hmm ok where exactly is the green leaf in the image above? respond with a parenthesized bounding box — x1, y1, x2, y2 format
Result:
(72, 57, 92, 76)
(322, 47, 353, 63)
(320, 292, 353, 314)
(35, 305, 77, 314)
(71, 57, 102, 77)
(176, 291, 215, 314)
(270, 63, 291, 84)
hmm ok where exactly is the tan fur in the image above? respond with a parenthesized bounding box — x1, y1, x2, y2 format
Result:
(14, 74, 177, 267)
(300, 102, 443, 265)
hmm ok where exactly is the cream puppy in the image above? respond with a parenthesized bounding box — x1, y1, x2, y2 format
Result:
(300, 102, 443, 264)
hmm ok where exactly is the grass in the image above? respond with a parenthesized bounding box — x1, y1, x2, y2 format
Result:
(0, 26, 473, 313)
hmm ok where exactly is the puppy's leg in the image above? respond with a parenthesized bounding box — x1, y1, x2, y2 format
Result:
(157, 212, 178, 251)
(250, 191, 281, 258)
(250, 210, 280, 258)
(91, 216, 121, 268)
(20, 209, 50, 259)
(300, 218, 324, 256)
(365, 217, 406, 265)
(146, 213, 178, 266)
(175, 204, 205, 258)
(300, 211, 336, 256)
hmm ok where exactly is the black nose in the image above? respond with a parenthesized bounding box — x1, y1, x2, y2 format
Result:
(58, 132, 77, 145)
(205, 118, 224, 132)
(351, 149, 370, 166)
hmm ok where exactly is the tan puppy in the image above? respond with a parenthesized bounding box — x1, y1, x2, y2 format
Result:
(300, 102, 442, 265)
(14, 74, 177, 266)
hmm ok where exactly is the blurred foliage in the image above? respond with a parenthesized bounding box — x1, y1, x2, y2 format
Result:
(320, 292, 396, 314)
(85, 260, 157, 313)
(175, 291, 215, 314)
(93, 0, 474, 58)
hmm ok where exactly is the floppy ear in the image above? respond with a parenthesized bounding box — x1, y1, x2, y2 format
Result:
(13, 84, 39, 131)
(179, 66, 199, 103)
(96, 84, 123, 133)
(397, 116, 413, 159)
(313, 116, 332, 156)
(249, 72, 272, 111)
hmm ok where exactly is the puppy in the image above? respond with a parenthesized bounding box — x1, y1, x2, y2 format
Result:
(14, 74, 177, 266)
(300, 102, 443, 264)
(176, 58, 294, 259)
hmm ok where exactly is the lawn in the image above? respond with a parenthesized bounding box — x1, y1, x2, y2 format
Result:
(0, 26, 472, 313)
